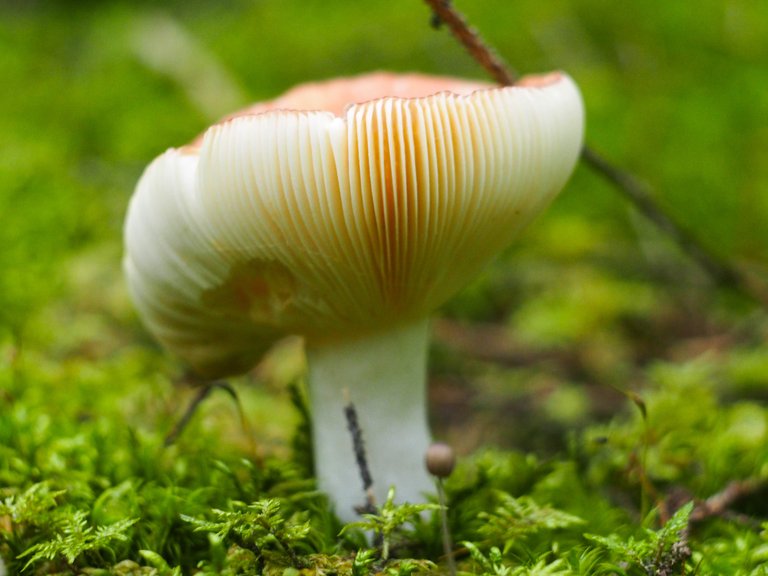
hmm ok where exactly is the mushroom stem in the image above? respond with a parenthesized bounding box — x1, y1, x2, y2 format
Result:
(305, 318, 433, 522)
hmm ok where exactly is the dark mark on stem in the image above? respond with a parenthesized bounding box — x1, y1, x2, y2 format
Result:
(343, 391, 377, 515)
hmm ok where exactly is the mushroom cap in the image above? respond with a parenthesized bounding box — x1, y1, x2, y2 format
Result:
(124, 71, 584, 377)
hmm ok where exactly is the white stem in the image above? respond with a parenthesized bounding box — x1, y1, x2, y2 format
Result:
(305, 318, 434, 522)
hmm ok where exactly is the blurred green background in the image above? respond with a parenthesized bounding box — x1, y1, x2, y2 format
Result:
(1, 0, 767, 450)
(1, 1, 768, 573)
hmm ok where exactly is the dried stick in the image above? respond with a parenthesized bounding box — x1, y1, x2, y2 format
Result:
(164, 380, 245, 447)
(689, 478, 765, 524)
(165, 383, 217, 446)
(580, 147, 763, 302)
(426, 0, 516, 85)
(423, 0, 768, 308)
(343, 389, 378, 515)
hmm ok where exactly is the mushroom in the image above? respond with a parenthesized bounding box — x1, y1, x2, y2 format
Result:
(124, 71, 584, 521)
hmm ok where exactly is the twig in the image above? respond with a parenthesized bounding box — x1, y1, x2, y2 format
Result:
(424, 0, 516, 86)
(164, 380, 241, 446)
(165, 384, 215, 446)
(422, 0, 768, 309)
(689, 478, 765, 524)
(580, 147, 767, 306)
(343, 390, 378, 515)
(659, 478, 765, 529)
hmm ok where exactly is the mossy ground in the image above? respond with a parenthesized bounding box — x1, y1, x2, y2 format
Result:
(1, 0, 767, 574)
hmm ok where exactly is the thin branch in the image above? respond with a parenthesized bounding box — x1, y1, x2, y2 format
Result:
(165, 384, 215, 446)
(422, 0, 768, 308)
(689, 478, 765, 524)
(343, 390, 378, 515)
(580, 147, 767, 305)
(164, 380, 239, 446)
(658, 478, 766, 529)
(424, 0, 516, 86)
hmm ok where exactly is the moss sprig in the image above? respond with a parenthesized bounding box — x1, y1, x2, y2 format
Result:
(182, 498, 312, 568)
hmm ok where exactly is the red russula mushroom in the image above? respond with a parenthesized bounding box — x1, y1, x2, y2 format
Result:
(124, 71, 584, 521)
